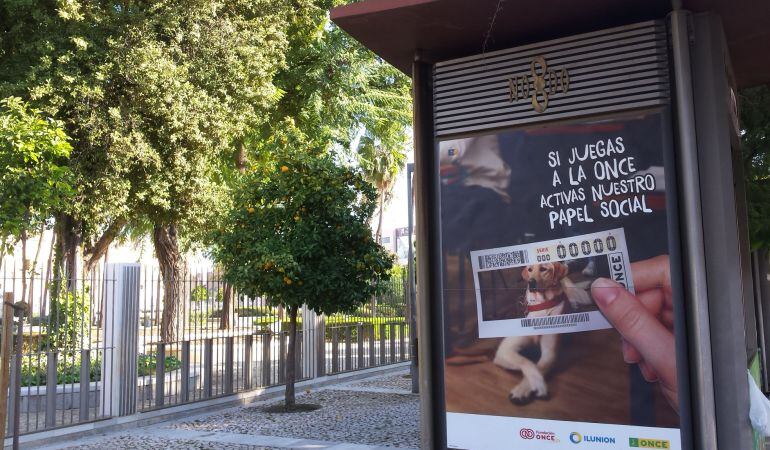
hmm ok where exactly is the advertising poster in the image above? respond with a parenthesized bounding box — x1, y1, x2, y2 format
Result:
(440, 111, 685, 449)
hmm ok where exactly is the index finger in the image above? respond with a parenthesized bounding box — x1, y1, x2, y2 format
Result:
(630, 255, 671, 292)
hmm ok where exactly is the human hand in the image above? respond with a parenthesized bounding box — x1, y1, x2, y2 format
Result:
(591, 255, 678, 412)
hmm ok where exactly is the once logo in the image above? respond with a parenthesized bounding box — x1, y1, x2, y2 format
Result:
(507, 56, 570, 113)
(569, 432, 582, 443)
(629, 437, 670, 448)
(520, 428, 536, 439)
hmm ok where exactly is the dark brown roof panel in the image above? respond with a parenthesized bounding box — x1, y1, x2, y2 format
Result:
(331, 0, 770, 88)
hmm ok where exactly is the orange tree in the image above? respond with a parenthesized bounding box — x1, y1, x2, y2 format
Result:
(211, 149, 393, 407)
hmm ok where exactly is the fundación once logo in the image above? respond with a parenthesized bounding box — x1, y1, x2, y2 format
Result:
(569, 431, 615, 444)
(519, 428, 558, 442)
(629, 437, 670, 448)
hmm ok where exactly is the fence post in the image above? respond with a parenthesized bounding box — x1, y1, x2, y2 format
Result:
(0, 295, 13, 444)
(331, 328, 339, 373)
(79, 349, 91, 421)
(9, 300, 26, 446)
(180, 341, 190, 402)
(278, 332, 287, 383)
(345, 327, 352, 371)
(369, 324, 376, 367)
(224, 337, 234, 394)
(356, 324, 364, 370)
(243, 335, 253, 390)
(45, 352, 57, 427)
(155, 343, 165, 407)
(203, 338, 213, 398)
(296, 330, 303, 379)
(379, 323, 387, 365)
(261, 332, 272, 386)
(315, 314, 326, 377)
(101, 264, 141, 418)
(399, 324, 406, 361)
(389, 323, 396, 364)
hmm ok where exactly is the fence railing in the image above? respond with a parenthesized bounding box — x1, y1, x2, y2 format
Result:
(1, 263, 410, 439)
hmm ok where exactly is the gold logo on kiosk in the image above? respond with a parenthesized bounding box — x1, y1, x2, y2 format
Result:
(507, 56, 570, 113)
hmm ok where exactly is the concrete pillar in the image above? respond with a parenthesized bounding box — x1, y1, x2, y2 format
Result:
(301, 304, 322, 379)
(100, 264, 140, 417)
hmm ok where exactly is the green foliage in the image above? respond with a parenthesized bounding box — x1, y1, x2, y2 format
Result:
(137, 353, 182, 377)
(0, 0, 307, 251)
(741, 85, 770, 249)
(212, 149, 394, 317)
(208, 306, 274, 318)
(0, 97, 72, 253)
(46, 288, 90, 350)
(190, 286, 209, 303)
(236, 306, 275, 317)
(247, 1, 411, 186)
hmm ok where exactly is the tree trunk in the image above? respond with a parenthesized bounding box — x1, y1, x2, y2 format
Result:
(284, 305, 298, 407)
(218, 142, 247, 332)
(235, 141, 247, 173)
(153, 223, 181, 343)
(84, 218, 126, 273)
(56, 213, 82, 294)
(376, 191, 385, 244)
(219, 283, 234, 330)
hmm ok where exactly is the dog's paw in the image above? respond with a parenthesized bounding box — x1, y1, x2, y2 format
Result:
(509, 379, 549, 405)
(509, 381, 535, 405)
(508, 389, 534, 405)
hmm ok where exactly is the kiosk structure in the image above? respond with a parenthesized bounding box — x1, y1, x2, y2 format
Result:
(332, 1, 770, 449)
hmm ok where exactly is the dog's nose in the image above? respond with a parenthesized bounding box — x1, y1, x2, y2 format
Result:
(528, 279, 537, 290)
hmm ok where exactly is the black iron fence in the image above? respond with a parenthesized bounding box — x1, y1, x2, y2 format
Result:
(0, 261, 115, 438)
(1, 262, 410, 439)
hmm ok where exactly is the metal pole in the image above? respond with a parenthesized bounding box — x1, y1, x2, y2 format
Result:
(0, 294, 14, 446)
(669, 8, 717, 450)
(406, 163, 419, 394)
(413, 54, 445, 450)
(11, 301, 27, 449)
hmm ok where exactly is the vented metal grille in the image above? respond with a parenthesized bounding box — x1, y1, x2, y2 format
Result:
(434, 21, 670, 136)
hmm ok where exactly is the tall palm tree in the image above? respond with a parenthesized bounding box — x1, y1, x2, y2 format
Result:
(358, 137, 407, 243)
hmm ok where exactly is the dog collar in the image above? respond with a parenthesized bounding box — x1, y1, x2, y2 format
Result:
(527, 293, 567, 312)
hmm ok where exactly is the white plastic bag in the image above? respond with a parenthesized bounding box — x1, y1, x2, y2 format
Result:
(748, 370, 770, 437)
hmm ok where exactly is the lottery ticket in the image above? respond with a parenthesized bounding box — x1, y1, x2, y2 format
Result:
(471, 228, 633, 338)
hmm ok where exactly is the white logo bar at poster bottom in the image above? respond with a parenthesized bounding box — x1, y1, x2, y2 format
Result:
(446, 412, 681, 450)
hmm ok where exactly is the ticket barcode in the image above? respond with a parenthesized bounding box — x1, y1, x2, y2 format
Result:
(478, 250, 529, 269)
(520, 313, 589, 328)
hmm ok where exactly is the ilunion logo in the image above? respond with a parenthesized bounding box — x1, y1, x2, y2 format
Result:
(570, 432, 615, 445)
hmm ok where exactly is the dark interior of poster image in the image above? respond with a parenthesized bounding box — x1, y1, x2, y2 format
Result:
(440, 110, 679, 428)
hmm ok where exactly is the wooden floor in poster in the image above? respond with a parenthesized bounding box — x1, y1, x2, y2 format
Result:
(444, 328, 679, 428)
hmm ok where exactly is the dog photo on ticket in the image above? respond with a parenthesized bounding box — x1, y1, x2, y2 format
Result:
(471, 228, 633, 338)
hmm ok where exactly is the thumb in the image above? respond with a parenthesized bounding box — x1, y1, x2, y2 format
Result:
(591, 277, 676, 387)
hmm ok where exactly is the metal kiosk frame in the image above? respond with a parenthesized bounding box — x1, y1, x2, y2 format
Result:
(332, 2, 770, 449)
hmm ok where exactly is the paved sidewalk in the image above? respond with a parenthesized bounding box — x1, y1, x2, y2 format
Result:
(38, 369, 419, 450)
